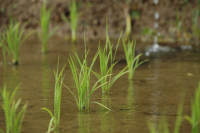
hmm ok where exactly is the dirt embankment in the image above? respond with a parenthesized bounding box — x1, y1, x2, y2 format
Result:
(0, 0, 198, 40)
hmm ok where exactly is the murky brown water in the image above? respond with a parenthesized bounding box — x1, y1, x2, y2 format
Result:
(0, 35, 200, 133)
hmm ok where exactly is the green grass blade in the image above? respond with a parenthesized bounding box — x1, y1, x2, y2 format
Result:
(173, 98, 184, 133)
(62, 83, 79, 108)
(147, 121, 157, 133)
(92, 101, 113, 111)
(47, 117, 55, 133)
(61, 13, 71, 27)
(0, 129, 4, 133)
(41, 108, 54, 118)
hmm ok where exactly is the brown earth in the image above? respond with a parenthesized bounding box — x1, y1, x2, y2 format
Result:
(0, 0, 199, 41)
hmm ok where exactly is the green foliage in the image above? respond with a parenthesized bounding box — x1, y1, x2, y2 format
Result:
(147, 96, 184, 133)
(42, 59, 65, 131)
(0, 33, 8, 64)
(38, 2, 58, 53)
(142, 27, 162, 40)
(94, 27, 130, 94)
(185, 82, 200, 133)
(64, 39, 111, 111)
(0, 84, 28, 133)
(175, 8, 185, 37)
(61, 0, 79, 44)
(142, 27, 157, 36)
(3, 17, 30, 65)
(122, 39, 148, 79)
(92, 101, 113, 111)
(0, 34, 2, 47)
(184, 0, 200, 39)
(191, 9, 200, 39)
(130, 10, 140, 20)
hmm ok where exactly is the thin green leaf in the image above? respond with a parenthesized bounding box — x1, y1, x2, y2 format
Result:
(93, 101, 113, 111)
(41, 108, 54, 118)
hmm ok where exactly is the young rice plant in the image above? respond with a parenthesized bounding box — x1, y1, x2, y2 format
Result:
(94, 27, 130, 94)
(61, 0, 79, 44)
(122, 39, 148, 79)
(184, 0, 200, 41)
(38, 2, 58, 53)
(0, 84, 28, 133)
(42, 59, 65, 132)
(123, 4, 131, 42)
(63, 40, 111, 111)
(0, 33, 8, 64)
(185, 81, 200, 133)
(3, 18, 30, 65)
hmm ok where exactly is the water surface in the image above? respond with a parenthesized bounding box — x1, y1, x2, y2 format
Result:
(0, 36, 199, 133)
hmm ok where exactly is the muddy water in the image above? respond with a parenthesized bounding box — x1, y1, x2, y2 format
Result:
(0, 35, 200, 133)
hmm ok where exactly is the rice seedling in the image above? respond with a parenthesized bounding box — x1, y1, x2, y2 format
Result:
(38, 1, 58, 53)
(42, 59, 65, 131)
(184, 0, 200, 40)
(0, 33, 2, 47)
(3, 17, 30, 65)
(122, 39, 148, 79)
(175, 8, 184, 39)
(93, 27, 130, 94)
(112, 0, 131, 41)
(147, 95, 184, 133)
(123, 4, 131, 42)
(0, 33, 8, 64)
(0, 84, 28, 133)
(185, 81, 200, 133)
(61, 0, 79, 44)
(63, 39, 112, 111)
(191, 8, 200, 41)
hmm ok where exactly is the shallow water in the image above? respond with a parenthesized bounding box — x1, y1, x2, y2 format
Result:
(0, 35, 200, 133)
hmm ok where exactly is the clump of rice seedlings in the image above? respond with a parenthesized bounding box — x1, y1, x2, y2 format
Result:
(63, 39, 112, 111)
(61, 0, 79, 44)
(94, 27, 130, 94)
(147, 95, 184, 133)
(185, 81, 200, 133)
(38, 1, 58, 53)
(3, 17, 30, 65)
(0, 84, 28, 133)
(122, 39, 148, 79)
(42, 59, 65, 131)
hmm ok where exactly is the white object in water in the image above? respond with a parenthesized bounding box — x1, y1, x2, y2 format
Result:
(154, 22, 159, 29)
(154, 0, 159, 4)
(154, 12, 159, 20)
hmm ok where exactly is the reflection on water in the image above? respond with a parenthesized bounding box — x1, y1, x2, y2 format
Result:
(100, 111, 114, 133)
(101, 94, 111, 110)
(3, 66, 20, 91)
(123, 80, 136, 132)
(149, 59, 161, 124)
(41, 55, 51, 104)
(0, 36, 199, 132)
(100, 95, 114, 132)
(78, 113, 90, 133)
(127, 80, 135, 108)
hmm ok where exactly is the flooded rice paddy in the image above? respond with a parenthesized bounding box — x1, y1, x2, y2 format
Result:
(0, 35, 200, 133)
